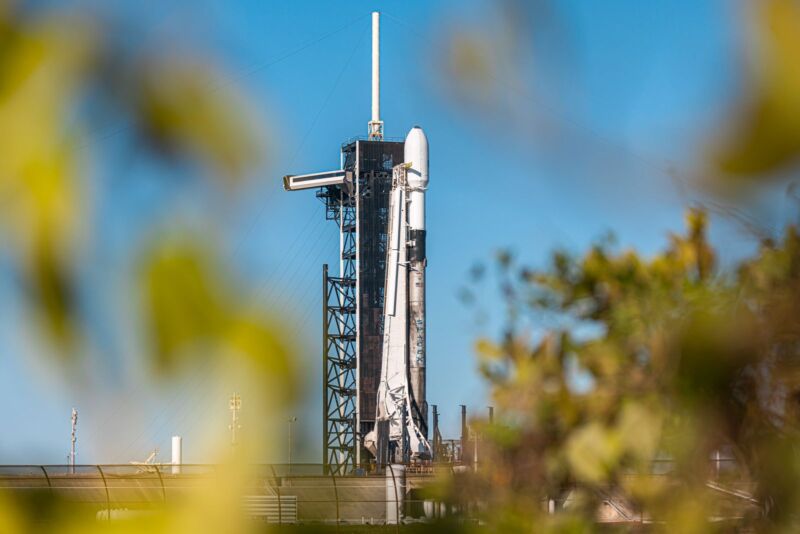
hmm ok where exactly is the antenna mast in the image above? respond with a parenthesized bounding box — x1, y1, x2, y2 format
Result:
(69, 408, 77, 472)
(368, 11, 384, 140)
(229, 393, 241, 446)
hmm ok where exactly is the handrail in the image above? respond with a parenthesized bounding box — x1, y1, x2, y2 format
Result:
(39, 465, 53, 496)
(269, 464, 282, 525)
(96, 466, 111, 521)
(388, 464, 400, 534)
(153, 465, 166, 504)
(329, 468, 340, 531)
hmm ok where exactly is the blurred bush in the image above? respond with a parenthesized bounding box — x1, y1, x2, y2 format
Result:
(0, 1, 272, 362)
(0, 2, 292, 532)
(440, 0, 800, 531)
(452, 209, 800, 531)
(714, 0, 800, 178)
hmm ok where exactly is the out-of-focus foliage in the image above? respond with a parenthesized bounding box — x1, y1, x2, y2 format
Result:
(0, 2, 293, 532)
(129, 56, 264, 181)
(715, 0, 800, 177)
(439, 2, 800, 529)
(0, 9, 95, 349)
(140, 239, 293, 398)
(449, 209, 800, 531)
(0, 2, 269, 361)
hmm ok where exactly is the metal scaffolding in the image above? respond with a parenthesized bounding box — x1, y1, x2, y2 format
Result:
(317, 139, 404, 475)
(320, 185, 358, 475)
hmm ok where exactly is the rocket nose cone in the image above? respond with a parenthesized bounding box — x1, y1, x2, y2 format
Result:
(405, 126, 429, 190)
(405, 126, 428, 145)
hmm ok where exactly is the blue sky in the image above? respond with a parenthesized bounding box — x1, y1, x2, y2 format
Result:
(1, 0, 776, 464)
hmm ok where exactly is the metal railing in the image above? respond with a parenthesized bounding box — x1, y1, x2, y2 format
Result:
(0, 459, 755, 526)
(0, 463, 448, 527)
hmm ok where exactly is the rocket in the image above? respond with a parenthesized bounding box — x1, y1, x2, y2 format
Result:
(364, 126, 431, 461)
(405, 127, 429, 436)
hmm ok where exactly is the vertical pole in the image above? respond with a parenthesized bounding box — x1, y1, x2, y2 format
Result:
(353, 411, 359, 471)
(229, 393, 241, 447)
(473, 429, 478, 473)
(354, 148, 361, 471)
(460, 405, 467, 464)
(432, 405, 439, 461)
(322, 264, 329, 473)
(70, 408, 77, 473)
(488, 406, 494, 424)
(371, 11, 379, 124)
(372, 11, 381, 122)
(368, 12, 383, 139)
(288, 417, 297, 474)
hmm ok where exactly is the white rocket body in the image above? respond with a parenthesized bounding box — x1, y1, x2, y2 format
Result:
(405, 127, 428, 437)
(365, 127, 431, 460)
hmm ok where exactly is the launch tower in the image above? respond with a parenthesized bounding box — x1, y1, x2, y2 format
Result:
(283, 12, 429, 474)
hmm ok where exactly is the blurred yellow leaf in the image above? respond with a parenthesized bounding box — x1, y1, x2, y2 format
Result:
(617, 402, 662, 466)
(0, 14, 96, 350)
(715, 0, 800, 176)
(132, 57, 264, 181)
(565, 421, 620, 484)
(448, 33, 494, 90)
(140, 241, 226, 370)
(139, 238, 294, 399)
(476, 337, 505, 360)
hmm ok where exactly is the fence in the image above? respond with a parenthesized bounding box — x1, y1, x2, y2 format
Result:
(0, 460, 756, 526)
(0, 463, 449, 526)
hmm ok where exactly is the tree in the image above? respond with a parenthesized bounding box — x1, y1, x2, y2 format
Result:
(454, 209, 800, 531)
(437, 1, 800, 530)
